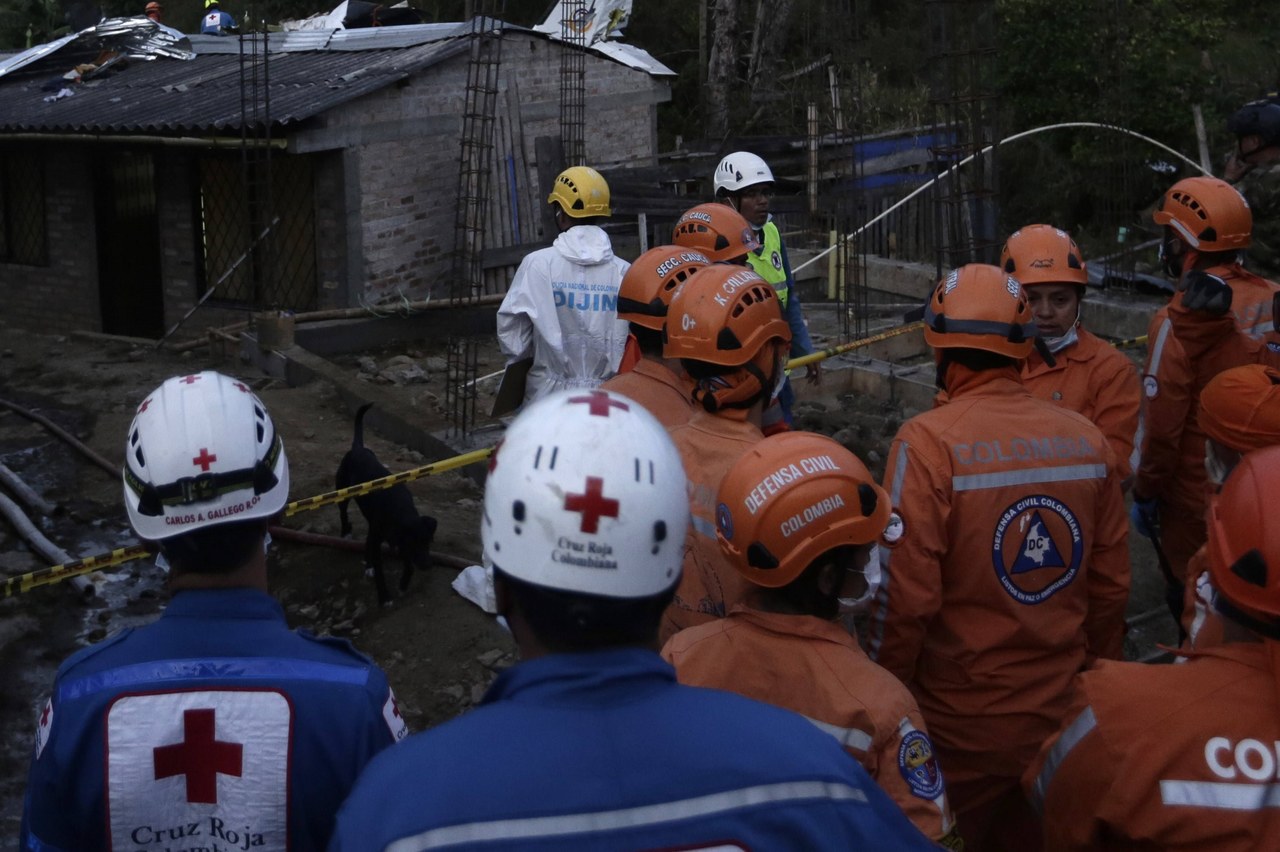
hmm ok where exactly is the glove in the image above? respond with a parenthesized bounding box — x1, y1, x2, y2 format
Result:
(1130, 495, 1160, 540)
(1180, 270, 1233, 316)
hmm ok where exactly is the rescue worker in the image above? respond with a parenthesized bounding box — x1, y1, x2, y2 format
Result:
(663, 431, 964, 848)
(497, 165, 630, 405)
(999, 224, 1141, 481)
(671, 201, 761, 264)
(1179, 365, 1280, 650)
(1224, 97, 1280, 279)
(659, 264, 792, 641)
(867, 264, 1130, 851)
(1133, 175, 1280, 596)
(200, 0, 237, 34)
(329, 390, 936, 851)
(599, 244, 708, 427)
(714, 151, 822, 423)
(1027, 444, 1280, 850)
(21, 371, 404, 852)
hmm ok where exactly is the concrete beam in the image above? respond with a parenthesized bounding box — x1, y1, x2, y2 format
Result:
(796, 357, 937, 416)
(294, 308, 496, 357)
(240, 336, 488, 485)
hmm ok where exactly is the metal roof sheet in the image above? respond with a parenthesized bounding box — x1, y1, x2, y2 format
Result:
(0, 18, 670, 137)
(0, 37, 469, 135)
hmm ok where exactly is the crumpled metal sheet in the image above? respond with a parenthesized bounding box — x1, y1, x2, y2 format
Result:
(0, 16, 193, 82)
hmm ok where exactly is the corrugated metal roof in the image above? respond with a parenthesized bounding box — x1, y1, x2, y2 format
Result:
(0, 36, 469, 135)
(0, 18, 671, 137)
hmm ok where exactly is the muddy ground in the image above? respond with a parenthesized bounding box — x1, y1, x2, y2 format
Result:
(0, 310, 1171, 840)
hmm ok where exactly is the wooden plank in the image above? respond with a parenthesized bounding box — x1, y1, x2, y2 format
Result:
(505, 73, 535, 245)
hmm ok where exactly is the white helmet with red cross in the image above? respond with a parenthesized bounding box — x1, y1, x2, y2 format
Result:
(123, 371, 289, 541)
(481, 389, 689, 598)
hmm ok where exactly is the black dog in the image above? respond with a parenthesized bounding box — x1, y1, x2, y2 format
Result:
(336, 403, 438, 605)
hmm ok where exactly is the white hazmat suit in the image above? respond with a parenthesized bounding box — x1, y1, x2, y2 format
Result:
(497, 224, 631, 404)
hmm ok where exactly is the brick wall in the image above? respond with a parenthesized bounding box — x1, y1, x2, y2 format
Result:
(0, 148, 100, 334)
(323, 33, 670, 304)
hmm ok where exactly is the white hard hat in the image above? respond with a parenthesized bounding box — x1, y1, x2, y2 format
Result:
(123, 371, 289, 541)
(482, 389, 689, 599)
(713, 151, 775, 194)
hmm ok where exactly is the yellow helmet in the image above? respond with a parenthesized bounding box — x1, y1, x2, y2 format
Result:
(547, 166, 611, 218)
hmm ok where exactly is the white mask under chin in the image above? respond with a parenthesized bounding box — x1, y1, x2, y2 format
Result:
(1043, 323, 1079, 355)
(837, 545, 882, 614)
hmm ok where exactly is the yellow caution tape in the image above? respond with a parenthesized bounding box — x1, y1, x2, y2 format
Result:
(12, 323, 947, 596)
(3, 544, 149, 598)
(283, 447, 493, 516)
(1111, 334, 1149, 350)
(6, 447, 494, 597)
(786, 322, 924, 370)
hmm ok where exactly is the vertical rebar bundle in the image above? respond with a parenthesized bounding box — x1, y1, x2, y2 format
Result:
(446, 10, 505, 440)
(926, 0, 999, 275)
(559, 0, 586, 166)
(238, 11, 274, 309)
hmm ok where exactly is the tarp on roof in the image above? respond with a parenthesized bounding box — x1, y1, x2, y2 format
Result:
(0, 16, 192, 82)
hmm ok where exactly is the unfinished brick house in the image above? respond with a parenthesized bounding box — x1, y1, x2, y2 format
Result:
(0, 19, 672, 338)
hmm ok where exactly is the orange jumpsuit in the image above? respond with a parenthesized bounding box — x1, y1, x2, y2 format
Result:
(662, 606, 962, 847)
(661, 408, 763, 642)
(599, 358, 695, 430)
(1136, 264, 1280, 583)
(1021, 327, 1141, 482)
(866, 364, 1129, 846)
(1026, 642, 1280, 851)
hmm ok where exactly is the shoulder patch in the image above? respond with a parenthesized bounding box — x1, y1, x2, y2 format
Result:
(34, 696, 53, 760)
(382, 688, 409, 742)
(898, 728, 945, 800)
(1143, 375, 1159, 399)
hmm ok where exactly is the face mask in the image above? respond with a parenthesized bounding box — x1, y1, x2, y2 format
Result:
(1043, 324, 1079, 354)
(837, 545, 881, 614)
(1041, 305, 1081, 354)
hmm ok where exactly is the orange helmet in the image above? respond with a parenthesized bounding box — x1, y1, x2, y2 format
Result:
(716, 432, 892, 588)
(1152, 176, 1252, 252)
(1200, 365, 1280, 453)
(663, 265, 790, 366)
(1207, 445, 1280, 630)
(922, 264, 1037, 358)
(616, 245, 710, 331)
(671, 203, 761, 262)
(999, 224, 1088, 287)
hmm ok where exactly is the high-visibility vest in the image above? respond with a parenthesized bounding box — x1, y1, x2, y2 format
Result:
(745, 220, 790, 308)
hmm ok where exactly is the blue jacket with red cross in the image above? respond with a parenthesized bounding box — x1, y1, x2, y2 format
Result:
(20, 587, 404, 852)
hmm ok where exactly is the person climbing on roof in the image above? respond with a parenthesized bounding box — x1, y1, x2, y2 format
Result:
(663, 430, 964, 848)
(201, 0, 238, 36)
